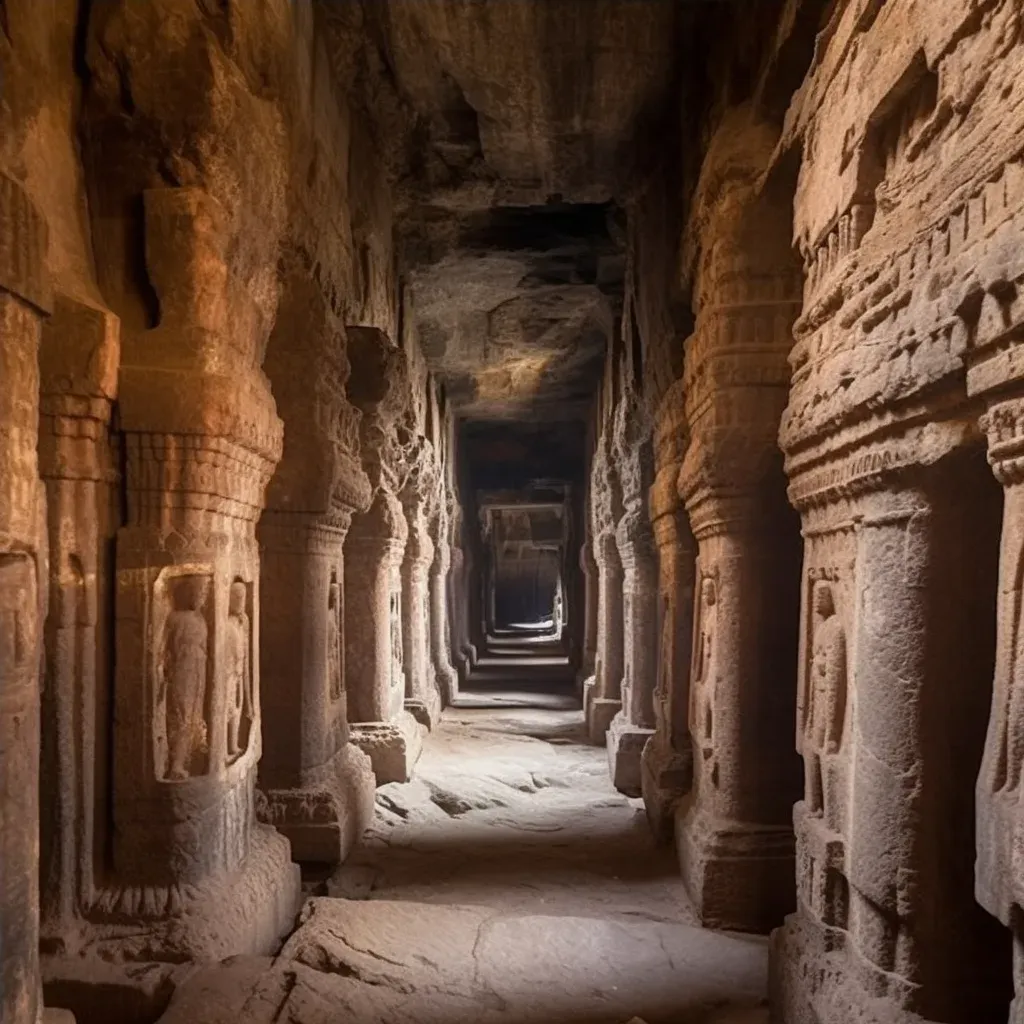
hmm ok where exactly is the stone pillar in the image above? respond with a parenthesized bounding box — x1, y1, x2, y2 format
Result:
(587, 530, 624, 744)
(675, 486, 801, 932)
(401, 488, 441, 730)
(429, 494, 460, 707)
(585, 432, 625, 742)
(642, 381, 696, 840)
(673, 124, 803, 931)
(258, 511, 375, 865)
(976, 404, 1024, 1023)
(37, 296, 119, 951)
(606, 506, 658, 795)
(0, 171, 51, 1024)
(108, 188, 299, 960)
(773, 448, 1010, 1023)
(449, 540, 471, 683)
(256, 264, 376, 867)
(345, 490, 424, 783)
(576, 530, 598, 695)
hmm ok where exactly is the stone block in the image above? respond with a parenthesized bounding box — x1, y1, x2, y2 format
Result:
(350, 712, 425, 785)
(606, 714, 654, 797)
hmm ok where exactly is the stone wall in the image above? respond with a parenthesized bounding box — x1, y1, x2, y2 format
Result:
(770, 2, 1024, 1021)
(0, 2, 457, 1018)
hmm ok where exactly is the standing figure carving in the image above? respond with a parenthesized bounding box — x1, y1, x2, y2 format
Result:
(162, 575, 211, 781)
(804, 581, 847, 818)
(225, 580, 251, 761)
(0, 555, 34, 685)
(691, 577, 717, 764)
(327, 578, 343, 701)
(390, 586, 403, 684)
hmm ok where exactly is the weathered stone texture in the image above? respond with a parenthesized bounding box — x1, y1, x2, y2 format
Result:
(0, 169, 52, 1024)
(674, 106, 803, 935)
(771, 2, 1024, 1022)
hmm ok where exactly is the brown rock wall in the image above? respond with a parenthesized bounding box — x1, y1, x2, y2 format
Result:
(771, 2, 1024, 1021)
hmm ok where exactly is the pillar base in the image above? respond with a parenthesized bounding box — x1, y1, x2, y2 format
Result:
(768, 908, 1011, 1024)
(257, 743, 375, 865)
(770, 895, 1012, 1024)
(454, 651, 472, 687)
(350, 711, 425, 784)
(640, 735, 692, 844)
(586, 697, 621, 746)
(405, 683, 441, 730)
(675, 804, 794, 933)
(581, 675, 596, 717)
(42, 824, 299, 976)
(434, 663, 459, 708)
(606, 714, 654, 797)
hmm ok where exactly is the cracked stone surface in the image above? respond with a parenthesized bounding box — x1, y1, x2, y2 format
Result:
(157, 686, 768, 1023)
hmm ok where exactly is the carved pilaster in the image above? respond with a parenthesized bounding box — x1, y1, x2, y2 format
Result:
(0, 171, 51, 1024)
(641, 379, 696, 842)
(673, 114, 803, 932)
(586, 432, 625, 744)
(105, 187, 298, 961)
(343, 328, 424, 784)
(37, 296, 120, 953)
(429, 488, 460, 706)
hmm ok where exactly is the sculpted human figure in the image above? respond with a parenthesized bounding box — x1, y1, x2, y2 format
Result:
(225, 581, 251, 760)
(390, 588, 403, 684)
(0, 556, 33, 686)
(162, 575, 211, 780)
(327, 579, 343, 701)
(804, 582, 847, 818)
(691, 577, 717, 760)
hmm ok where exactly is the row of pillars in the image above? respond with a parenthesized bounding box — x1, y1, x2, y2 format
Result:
(0, 173, 473, 1024)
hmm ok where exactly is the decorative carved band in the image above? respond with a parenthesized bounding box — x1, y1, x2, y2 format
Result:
(0, 172, 51, 314)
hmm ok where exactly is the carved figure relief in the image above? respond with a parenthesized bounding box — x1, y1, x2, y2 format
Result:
(804, 581, 847, 819)
(390, 571, 403, 688)
(0, 554, 36, 692)
(990, 544, 1024, 793)
(225, 579, 253, 763)
(159, 574, 211, 781)
(656, 591, 671, 707)
(327, 575, 343, 701)
(691, 575, 718, 779)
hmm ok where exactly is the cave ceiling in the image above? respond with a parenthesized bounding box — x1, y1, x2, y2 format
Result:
(333, 0, 683, 429)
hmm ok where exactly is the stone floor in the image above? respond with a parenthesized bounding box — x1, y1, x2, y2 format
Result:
(157, 667, 769, 1024)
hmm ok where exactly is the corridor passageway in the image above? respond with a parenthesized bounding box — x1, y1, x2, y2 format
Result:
(156, 648, 769, 1024)
(5, 2, 1024, 1023)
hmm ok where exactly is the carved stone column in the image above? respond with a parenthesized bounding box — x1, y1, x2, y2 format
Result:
(37, 296, 119, 952)
(773, 442, 1009, 1024)
(605, 382, 658, 793)
(108, 188, 299, 960)
(576, 527, 599, 695)
(606, 507, 658, 794)
(401, 464, 441, 730)
(975, 406, 1024, 1022)
(641, 381, 696, 842)
(586, 439, 625, 743)
(258, 511, 375, 865)
(257, 265, 376, 866)
(343, 329, 424, 783)
(429, 493, 460, 707)
(345, 490, 423, 783)
(0, 171, 51, 1024)
(449, 540, 471, 683)
(673, 126, 803, 931)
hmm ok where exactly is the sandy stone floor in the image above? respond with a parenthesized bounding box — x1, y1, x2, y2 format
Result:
(158, 674, 769, 1024)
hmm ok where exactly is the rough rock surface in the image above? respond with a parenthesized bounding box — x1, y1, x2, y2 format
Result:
(157, 687, 769, 1024)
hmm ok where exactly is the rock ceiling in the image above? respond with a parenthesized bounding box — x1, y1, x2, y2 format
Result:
(350, 0, 682, 425)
